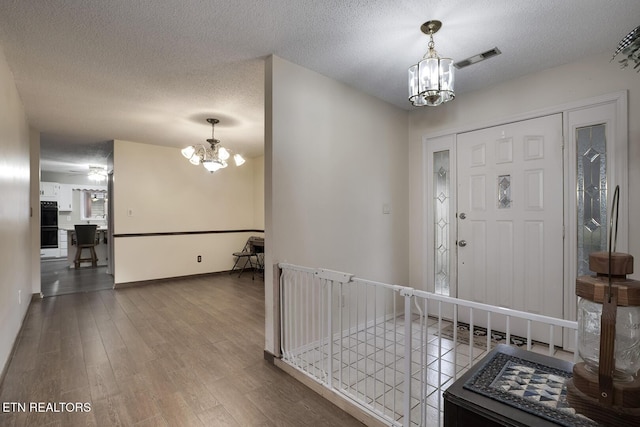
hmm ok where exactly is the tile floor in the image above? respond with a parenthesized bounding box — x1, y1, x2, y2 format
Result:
(285, 314, 575, 427)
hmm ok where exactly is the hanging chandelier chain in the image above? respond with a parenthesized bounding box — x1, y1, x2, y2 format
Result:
(426, 32, 437, 59)
(206, 117, 220, 147)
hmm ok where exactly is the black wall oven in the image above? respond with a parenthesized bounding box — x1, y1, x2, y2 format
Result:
(41, 201, 58, 248)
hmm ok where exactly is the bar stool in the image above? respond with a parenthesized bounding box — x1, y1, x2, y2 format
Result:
(74, 224, 98, 268)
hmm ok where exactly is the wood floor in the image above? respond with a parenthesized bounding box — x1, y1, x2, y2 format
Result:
(0, 273, 364, 426)
(41, 258, 114, 297)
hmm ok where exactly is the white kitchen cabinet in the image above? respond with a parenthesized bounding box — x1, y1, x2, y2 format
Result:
(40, 182, 60, 199)
(40, 248, 60, 258)
(59, 229, 68, 257)
(58, 184, 73, 211)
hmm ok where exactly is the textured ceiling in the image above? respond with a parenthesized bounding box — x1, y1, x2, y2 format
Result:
(0, 1, 639, 172)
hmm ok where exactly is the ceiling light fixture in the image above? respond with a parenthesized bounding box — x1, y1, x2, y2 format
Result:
(408, 20, 455, 107)
(88, 165, 107, 182)
(181, 118, 246, 173)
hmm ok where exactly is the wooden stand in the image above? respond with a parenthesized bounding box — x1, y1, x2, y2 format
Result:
(566, 376, 640, 426)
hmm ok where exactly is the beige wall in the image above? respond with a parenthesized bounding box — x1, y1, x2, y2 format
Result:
(264, 56, 409, 353)
(408, 52, 640, 289)
(0, 47, 32, 373)
(112, 140, 263, 283)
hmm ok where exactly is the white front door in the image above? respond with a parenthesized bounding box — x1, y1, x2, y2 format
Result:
(456, 114, 564, 343)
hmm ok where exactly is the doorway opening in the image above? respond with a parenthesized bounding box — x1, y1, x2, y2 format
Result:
(39, 182, 114, 297)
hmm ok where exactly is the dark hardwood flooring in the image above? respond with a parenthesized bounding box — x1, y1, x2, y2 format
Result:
(41, 259, 114, 297)
(1, 273, 363, 426)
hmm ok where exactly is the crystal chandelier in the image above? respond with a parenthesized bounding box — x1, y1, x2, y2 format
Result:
(408, 20, 455, 107)
(181, 118, 245, 173)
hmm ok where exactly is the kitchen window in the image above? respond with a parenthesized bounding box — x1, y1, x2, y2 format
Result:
(81, 190, 107, 220)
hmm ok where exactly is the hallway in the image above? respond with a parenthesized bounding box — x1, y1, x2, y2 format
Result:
(0, 273, 363, 426)
(40, 258, 113, 297)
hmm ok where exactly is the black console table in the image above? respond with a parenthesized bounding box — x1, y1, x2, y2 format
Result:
(443, 344, 598, 427)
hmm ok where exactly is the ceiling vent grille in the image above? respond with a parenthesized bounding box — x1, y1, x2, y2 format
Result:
(454, 47, 501, 69)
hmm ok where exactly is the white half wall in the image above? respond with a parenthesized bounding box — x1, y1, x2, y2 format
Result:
(0, 46, 32, 375)
(113, 139, 263, 284)
(408, 52, 640, 289)
(264, 55, 409, 354)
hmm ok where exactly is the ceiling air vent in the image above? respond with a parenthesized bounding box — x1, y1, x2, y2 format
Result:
(454, 47, 502, 69)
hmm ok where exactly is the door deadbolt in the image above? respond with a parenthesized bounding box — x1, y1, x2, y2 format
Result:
(458, 240, 467, 247)
(459, 213, 467, 220)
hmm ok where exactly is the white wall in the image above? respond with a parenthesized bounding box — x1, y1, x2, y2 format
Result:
(113, 139, 263, 283)
(0, 47, 32, 375)
(253, 155, 265, 229)
(264, 56, 409, 353)
(408, 52, 640, 288)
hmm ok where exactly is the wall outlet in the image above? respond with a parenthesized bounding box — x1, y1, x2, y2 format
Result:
(197, 255, 202, 263)
(18, 289, 21, 305)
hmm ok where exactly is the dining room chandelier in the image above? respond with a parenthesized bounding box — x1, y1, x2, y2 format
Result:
(181, 118, 245, 173)
(408, 20, 455, 107)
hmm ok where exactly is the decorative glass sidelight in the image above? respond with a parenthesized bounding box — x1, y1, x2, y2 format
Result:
(576, 123, 607, 276)
(497, 174, 511, 209)
(434, 150, 450, 295)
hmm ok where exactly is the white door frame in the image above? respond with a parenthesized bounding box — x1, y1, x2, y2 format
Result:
(422, 91, 628, 349)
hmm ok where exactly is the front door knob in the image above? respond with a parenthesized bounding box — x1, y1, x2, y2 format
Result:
(458, 240, 467, 247)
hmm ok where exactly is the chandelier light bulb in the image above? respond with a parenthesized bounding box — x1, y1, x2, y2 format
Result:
(218, 147, 230, 160)
(234, 154, 245, 166)
(181, 146, 196, 159)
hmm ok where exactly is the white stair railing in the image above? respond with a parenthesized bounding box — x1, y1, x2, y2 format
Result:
(279, 263, 578, 427)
